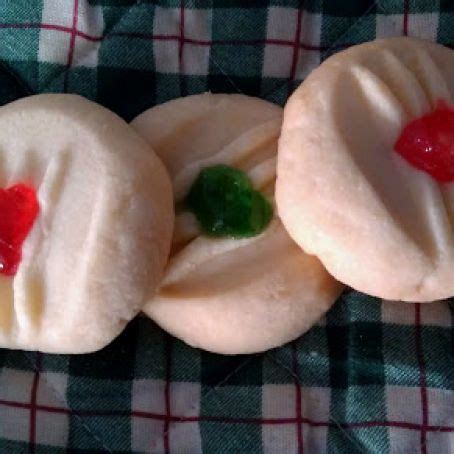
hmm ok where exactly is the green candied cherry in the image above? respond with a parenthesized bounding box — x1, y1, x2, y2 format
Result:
(185, 164, 273, 238)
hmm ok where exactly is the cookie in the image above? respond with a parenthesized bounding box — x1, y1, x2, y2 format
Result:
(132, 93, 343, 354)
(0, 94, 174, 353)
(276, 37, 454, 301)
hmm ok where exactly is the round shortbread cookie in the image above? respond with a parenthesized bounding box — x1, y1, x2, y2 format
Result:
(276, 37, 454, 302)
(0, 94, 174, 353)
(132, 93, 343, 354)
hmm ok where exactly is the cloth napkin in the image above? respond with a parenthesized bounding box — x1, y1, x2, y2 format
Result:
(0, 1, 453, 453)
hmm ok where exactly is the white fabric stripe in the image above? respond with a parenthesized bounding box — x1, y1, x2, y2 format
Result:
(39, 0, 103, 67)
(0, 406, 30, 442)
(0, 368, 34, 403)
(386, 385, 422, 424)
(41, 0, 73, 28)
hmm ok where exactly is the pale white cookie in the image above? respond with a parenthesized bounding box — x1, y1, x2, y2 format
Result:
(0, 94, 174, 353)
(277, 37, 454, 302)
(132, 93, 343, 354)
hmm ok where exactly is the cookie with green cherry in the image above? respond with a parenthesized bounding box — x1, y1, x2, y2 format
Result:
(132, 93, 343, 354)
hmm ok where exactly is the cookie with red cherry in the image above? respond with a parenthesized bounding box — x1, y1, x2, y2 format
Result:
(277, 37, 454, 302)
(0, 94, 174, 353)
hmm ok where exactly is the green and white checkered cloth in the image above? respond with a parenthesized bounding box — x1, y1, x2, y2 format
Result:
(0, 1, 453, 452)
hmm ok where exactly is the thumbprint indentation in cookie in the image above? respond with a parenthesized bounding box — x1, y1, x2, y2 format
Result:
(395, 100, 454, 182)
(186, 164, 273, 238)
(0, 184, 39, 276)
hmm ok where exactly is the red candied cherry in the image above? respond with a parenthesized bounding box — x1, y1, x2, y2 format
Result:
(395, 100, 454, 182)
(0, 184, 39, 276)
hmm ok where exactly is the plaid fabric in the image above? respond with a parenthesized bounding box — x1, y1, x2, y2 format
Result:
(0, 1, 453, 452)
